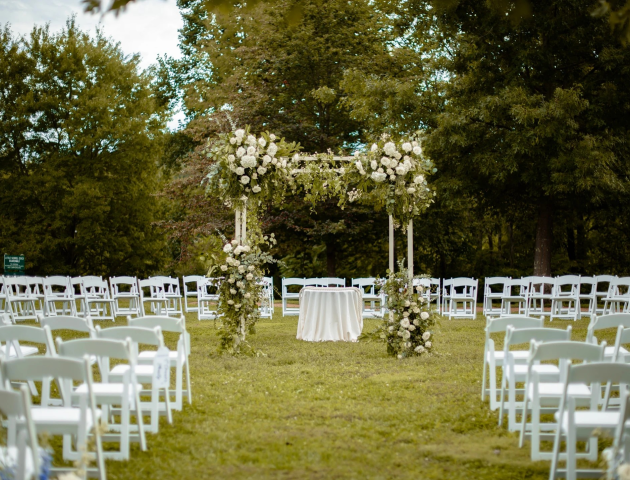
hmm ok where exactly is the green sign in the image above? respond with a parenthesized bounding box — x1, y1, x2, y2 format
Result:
(4, 254, 25, 275)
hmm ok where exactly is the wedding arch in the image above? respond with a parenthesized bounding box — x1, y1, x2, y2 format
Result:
(203, 126, 437, 356)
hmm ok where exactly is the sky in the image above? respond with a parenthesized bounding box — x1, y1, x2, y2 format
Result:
(2, 0, 185, 126)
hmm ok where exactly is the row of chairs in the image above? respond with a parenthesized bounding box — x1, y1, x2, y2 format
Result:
(483, 275, 626, 320)
(0, 313, 191, 479)
(1, 275, 276, 324)
(483, 313, 630, 478)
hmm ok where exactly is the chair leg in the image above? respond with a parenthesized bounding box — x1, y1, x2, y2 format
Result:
(481, 356, 488, 401)
(185, 360, 192, 405)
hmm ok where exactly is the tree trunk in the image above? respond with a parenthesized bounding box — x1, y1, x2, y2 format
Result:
(534, 200, 553, 276)
(326, 240, 336, 277)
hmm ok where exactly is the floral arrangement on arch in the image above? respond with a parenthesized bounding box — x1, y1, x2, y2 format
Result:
(216, 235, 276, 355)
(346, 134, 435, 227)
(362, 263, 436, 358)
(204, 126, 300, 206)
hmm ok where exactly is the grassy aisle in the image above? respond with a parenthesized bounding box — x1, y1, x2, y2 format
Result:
(105, 311, 595, 480)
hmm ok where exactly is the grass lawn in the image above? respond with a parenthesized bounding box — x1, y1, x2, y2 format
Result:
(97, 309, 605, 480)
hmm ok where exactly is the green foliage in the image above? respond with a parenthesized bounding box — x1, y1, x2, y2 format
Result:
(0, 20, 167, 276)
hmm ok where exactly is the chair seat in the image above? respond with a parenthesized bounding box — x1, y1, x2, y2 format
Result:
(502, 296, 527, 302)
(284, 293, 300, 299)
(0, 345, 39, 358)
(488, 350, 529, 362)
(75, 382, 141, 404)
(528, 382, 591, 399)
(138, 350, 180, 366)
(110, 364, 155, 383)
(30, 407, 100, 433)
(558, 410, 620, 435)
(605, 346, 629, 358)
(361, 294, 381, 301)
(507, 364, 559, 381)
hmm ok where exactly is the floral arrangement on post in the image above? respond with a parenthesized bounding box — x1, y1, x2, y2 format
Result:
(204, 126, 300, 207)
(362, 262, 436, 358)
(216, 235, 276, 355)
(345, 134, 435, 227)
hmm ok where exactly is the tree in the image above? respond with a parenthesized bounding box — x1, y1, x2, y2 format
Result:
(161, 0, 401, 277)
(0, 19, 167, 276)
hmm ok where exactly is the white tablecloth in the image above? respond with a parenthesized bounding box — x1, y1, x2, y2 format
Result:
(296, 287, 363, 342)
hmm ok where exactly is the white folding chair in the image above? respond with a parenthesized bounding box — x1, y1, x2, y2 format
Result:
(71, 276, 100, 318)
(0, 385, 40, 480)
(578, 276, 596, 318)
(198, 277, 221, 320)
(282, 278, 306, 316)
(526, 276, 554, 318)
(1, 356, 106, 479)
(40, 315, 95, 339)
(586, 313, 630, 360)
(42, 276, 75, 317)
(128, 315, 191, 411)
(549, 362, 630, 480)
(499, 326, 572, 431)
(603, 277, 630, 315)
(483, 277, 510, 318)
(24, 277, 45, 318)
(3, 277, 39, 323)
(258, 276, 274, 319)
(441, 278, 452, 315)
(96, 325, 172, 433)
(500, 278, 529, 316)
(352, 278, 384, 318)
(550, 275, 581, 321)
(519, 341, 605, 460)
(109, 276, 141, 317)
(429, 278, 441, 312)
(57, 337, 147, 460)
(314, 277, 345, 287)
(482, 316, 544, 410)
(150, 276, 183, 316)
(0, 325, 55, 400)
(447, 278, 478, 319)
(182, 275, 205, 313)
(593, 275, 618, 315)
(138, 278, 170, 317)
(80, 277, 116, 321)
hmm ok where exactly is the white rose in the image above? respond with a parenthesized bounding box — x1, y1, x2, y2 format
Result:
(235, 167, 245, 175)
(223, 243, 232, 252)
(371, 143, 378, 152)
(404, 300, 411, 307)
(220, 265, 228, 271)
(421, 312, 429, 320)
(228, 154, 235, 162)
(383, 142, 396, 155)
(246, 135, 256, 145)
(413, 145, 422, 155)
(258, 137, 266, 147)
(415, 345, 425, 353)
(252, 173, 258, 179)
(371, 172, 386, 182)
(413, 319, 419, 326)
(405, 342, 412, 348)
(228, 278, 235, 284)
(414, 175, 425, 184)
(394, 152, 402, 160)
(389, 174, 396, 181)
(270, 134, 276, 141)
(267, 143, 278, 156)
(271, 158, 278, 165)
(407, 187, 416, 194)
(233, 246, 244, 255)
(238, 265, 246, 273)
(386, 168, 394, 175)
(617, 464, 630, 480)
(252, 186, 262, 193)
(247, 146, 256, 155)
(240, 175, 250, 184)
(413, 307, 420, 313)
(230, 138, 237, 145)
(388, 326, 394, 332)
(402, 142, 412, 152)
(402, 311, 410, 317)
(230, 288, 237, 295)
(403, 330, 411, 339)
(377, 167, 384, 173)
(380, 157, 390, 167)
(246, 273, 254, 280)
(281, 159, 287, 168)
(236, 147, 246, 158)
(425, 341, 432, 348)
(258, 166, 267, 175)
(235, 128, 245, 137)
(263, 155, 271, 165)
(237, 281, 244, 288)
(244, 293, 251, 299)
(235, 303, 241, 309)
(227, 299, 235, 305)
(422, 332, 431, 341)
(370, 160, 378, 170)
(408, 325, 416, 331)
(400, 318, 410, 328)
(396, 166, 407, 176)
(248, 265, 255, 270)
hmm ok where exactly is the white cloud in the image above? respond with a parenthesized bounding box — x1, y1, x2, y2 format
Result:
(1, 0, 182, 70)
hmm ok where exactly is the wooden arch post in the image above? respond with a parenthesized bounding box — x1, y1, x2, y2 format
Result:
(389, 215, 414, 286)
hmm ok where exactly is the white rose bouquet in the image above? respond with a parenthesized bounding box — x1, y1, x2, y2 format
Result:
(345, 134, 435, 228)
(204, 126, 300, 206)
(361, 262, 436, 358)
